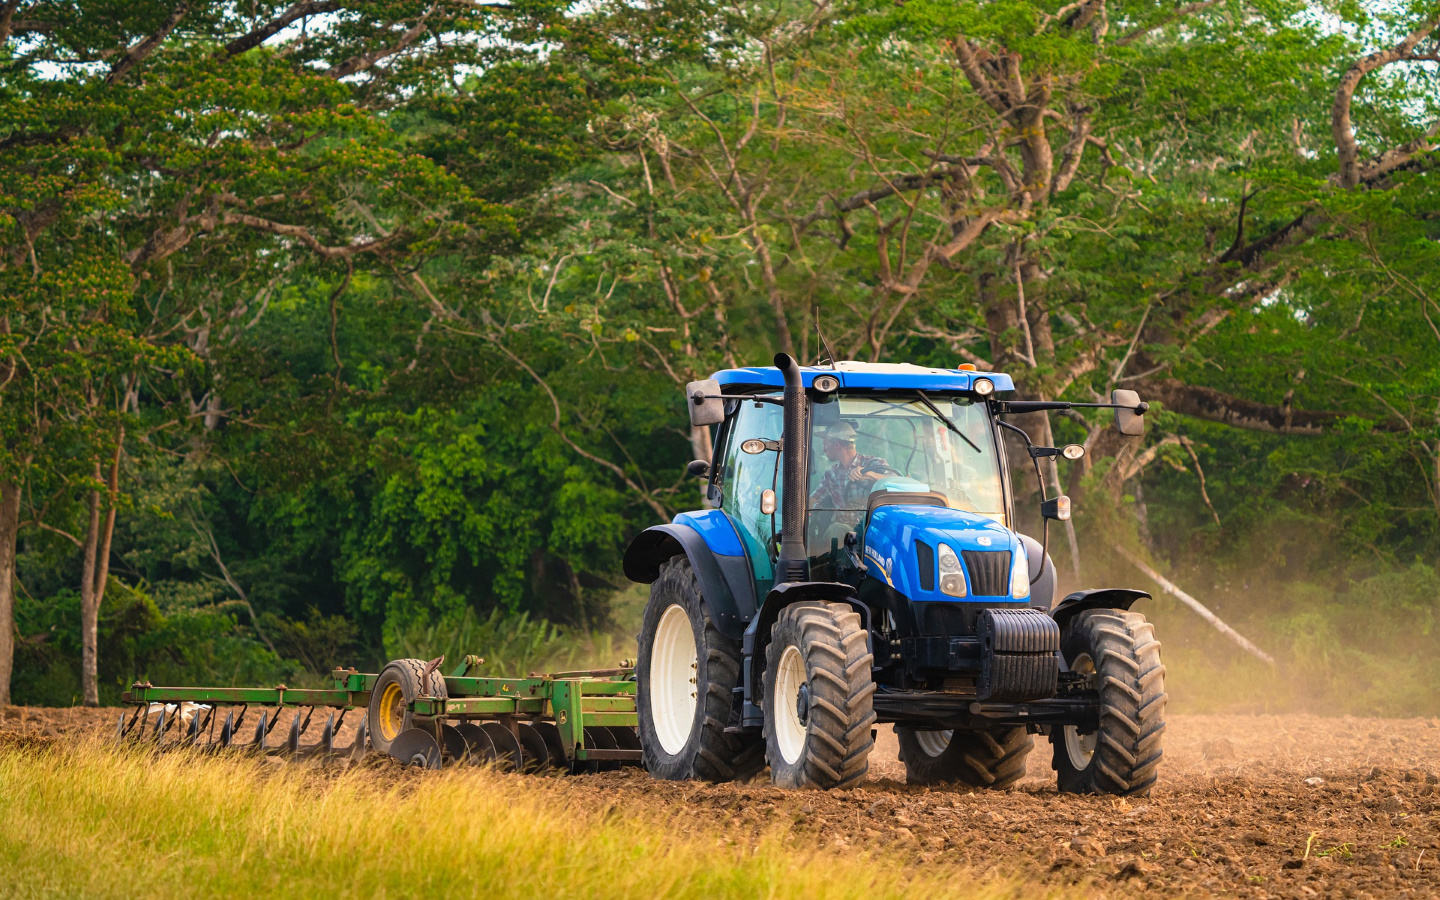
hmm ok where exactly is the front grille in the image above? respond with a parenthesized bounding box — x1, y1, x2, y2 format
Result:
(961, 550, 1012, 596)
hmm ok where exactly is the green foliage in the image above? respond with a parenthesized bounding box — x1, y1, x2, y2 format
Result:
(5, 0, 1440, 717)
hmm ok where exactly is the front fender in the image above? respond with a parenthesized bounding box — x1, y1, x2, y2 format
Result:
(622, 521, 757, 640)
(1050, 588, 1152, 631)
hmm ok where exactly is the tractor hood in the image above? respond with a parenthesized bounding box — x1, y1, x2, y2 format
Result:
(861, 503, 1027, 602)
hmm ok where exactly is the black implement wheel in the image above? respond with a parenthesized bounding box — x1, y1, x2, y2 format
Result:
(636, 558, 763, 782)
(896, 726, 1032, 788)
(367, 659, 448, 756)
(1050, 609, 1167, 796)
(763, 601, 876, 789)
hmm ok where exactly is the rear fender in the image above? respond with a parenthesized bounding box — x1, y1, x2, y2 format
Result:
(622, 522, 756, 640)
(1050, 588, 1152, 632)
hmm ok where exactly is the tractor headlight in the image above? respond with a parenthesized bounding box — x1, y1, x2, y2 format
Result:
(937, 543, 967, 597)
(973, 377, 995, 397)
(1010, 543, 1030, 600)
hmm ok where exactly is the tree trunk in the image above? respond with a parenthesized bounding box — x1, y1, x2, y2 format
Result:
(79, 435, 123, 707)
(0, 480, 21, 706)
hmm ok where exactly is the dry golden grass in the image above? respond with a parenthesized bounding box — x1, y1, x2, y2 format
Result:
(0, 736, 1073, 900)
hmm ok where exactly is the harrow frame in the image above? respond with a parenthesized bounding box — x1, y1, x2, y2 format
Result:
(120, 656, 641, 769)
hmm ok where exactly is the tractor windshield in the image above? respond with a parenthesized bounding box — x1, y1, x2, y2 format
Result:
(807, 393, 1005, 552)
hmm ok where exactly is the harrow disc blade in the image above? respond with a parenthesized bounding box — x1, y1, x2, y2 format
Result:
(285, 715, 302, 756)
(583, 725, 620, 772)
(348, 717, 370, 762)
(388, 727, 442, 769)
(184, 710, 206, 746)
(479, 723, 521, 773)
(114, 712, 126, 743)
(514, 723, 551, 773)
(454, 723, 496, 767)
(151, 706, 168, 744)
(252, 712, 269, 752)
(439, 724, 469, 765)
(604, 726, 643, 767)
(529, 721, 568, 771)
(219, 711, 235, 748)
(317, 713, 336, 757)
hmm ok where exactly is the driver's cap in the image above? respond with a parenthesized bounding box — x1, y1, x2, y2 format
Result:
(822, 423, 857, 443)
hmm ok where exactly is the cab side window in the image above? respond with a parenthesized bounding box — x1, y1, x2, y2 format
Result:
(719, 399, 783, 575)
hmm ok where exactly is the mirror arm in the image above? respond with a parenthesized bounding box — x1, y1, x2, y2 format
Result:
(692, 394, 783, 406)
(996, 400, 1149, 414)
(996, 420, 1049, 505)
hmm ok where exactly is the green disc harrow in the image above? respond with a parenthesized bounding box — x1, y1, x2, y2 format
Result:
(117, 655, 641, 772)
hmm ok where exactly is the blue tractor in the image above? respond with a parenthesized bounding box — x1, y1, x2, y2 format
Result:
(623, 353, 1166, 794)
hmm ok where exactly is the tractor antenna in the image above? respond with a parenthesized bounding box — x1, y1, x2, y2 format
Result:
(814, 305, 838, 367)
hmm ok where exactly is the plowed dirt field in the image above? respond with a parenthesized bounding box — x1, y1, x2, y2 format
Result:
(7, 706, 1439, 898)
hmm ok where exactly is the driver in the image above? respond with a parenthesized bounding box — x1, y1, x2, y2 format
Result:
(809, 423, 893, 510)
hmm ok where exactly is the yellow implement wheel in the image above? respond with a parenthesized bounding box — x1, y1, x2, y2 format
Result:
(366, 659, 448, 755)
(377, 682, 407, 744)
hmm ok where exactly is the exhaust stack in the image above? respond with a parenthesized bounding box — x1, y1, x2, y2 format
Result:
(775, 353, 810, 582)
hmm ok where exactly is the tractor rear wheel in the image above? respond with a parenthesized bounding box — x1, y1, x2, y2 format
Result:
(896, 726, 1032, 788)
(367, 659, 448, 756)
(1050, 609, 1166, 796)
(764, 601, 876, 789)
(636, 557, 763, 782)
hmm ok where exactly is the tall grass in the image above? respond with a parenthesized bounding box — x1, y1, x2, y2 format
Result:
(0, 739, 1065, 900)
(389, 607, 630, 676)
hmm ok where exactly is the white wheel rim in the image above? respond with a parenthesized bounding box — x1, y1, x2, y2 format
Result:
(773, 645, 807, 765)
(1063, 652, 1099, 770)
(914, 729, 953, 758)
(650, 604, 698, 756)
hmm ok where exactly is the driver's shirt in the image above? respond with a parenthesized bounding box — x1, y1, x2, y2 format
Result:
(809, 454, 891, 510)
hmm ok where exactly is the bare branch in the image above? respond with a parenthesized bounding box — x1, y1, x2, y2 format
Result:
(489, 338, 672, 522)
(1143, 378, 1401, 434)
(1333, 14, 1440, 189)
(106, 3, 191, 85)
(1115, 0, 1222, 47)
(326, 6, 436, 80)
(219, 211, 393, 258)
(225, 1, 343, 57)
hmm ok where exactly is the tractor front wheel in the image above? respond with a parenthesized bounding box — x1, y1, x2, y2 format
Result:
(636, 557, 763, 782)
(896, 726, 1032, 788)
(764, 601, 876, 789)
(1050, 609, 1167, 796)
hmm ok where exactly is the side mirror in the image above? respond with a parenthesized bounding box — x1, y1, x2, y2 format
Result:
(1111, 389, 1147, 436)
(1041, 495, 1072, 521)
(686, 459, 710, 479)
(686, 379, 724, 426)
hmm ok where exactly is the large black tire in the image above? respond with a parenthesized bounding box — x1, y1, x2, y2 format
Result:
(896, 726, 1032, 788)
(763, 601, 876, 789)
(1050, 609, 1166, 796)
(367, 658, 447, 755)
(636, 558, 764, 782)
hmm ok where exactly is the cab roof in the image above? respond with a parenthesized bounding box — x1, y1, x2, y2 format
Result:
(711, 360, 1015, 394)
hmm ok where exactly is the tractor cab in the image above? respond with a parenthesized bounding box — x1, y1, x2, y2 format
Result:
(624, 353, 1165, 794)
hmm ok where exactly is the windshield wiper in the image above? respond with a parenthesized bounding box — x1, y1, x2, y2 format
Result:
(915, 390, 981, 454)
